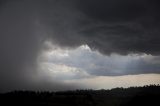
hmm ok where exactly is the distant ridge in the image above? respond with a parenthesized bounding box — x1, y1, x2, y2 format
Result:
(0, 85, 160, 106)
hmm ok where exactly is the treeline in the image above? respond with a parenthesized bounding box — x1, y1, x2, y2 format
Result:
(0, 85, 160, 106)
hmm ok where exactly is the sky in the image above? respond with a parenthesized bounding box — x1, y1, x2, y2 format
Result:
(0, 0, 160, 92)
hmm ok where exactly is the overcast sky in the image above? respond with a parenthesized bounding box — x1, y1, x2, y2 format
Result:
(0, 0, 160, 92)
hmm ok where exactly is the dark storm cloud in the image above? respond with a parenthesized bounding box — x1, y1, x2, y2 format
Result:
(0, 0, 160, 92)
(37, 0, 160, 55)
(75, 0, 160, 55)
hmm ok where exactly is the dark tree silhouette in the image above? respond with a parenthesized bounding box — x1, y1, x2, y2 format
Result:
(0, 85, 160, 106)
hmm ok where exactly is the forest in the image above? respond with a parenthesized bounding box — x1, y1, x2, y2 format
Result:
(0, 85, 160, 106)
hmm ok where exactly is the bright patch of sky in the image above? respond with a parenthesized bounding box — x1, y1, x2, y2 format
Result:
(36, 41, 160, 89)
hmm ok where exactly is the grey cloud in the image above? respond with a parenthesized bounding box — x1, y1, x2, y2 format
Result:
(41, 45, 160, 76)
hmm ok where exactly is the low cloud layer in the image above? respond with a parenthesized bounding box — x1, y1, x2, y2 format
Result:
(0, 0, 160, 91)
(39, 43, 160, 77)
